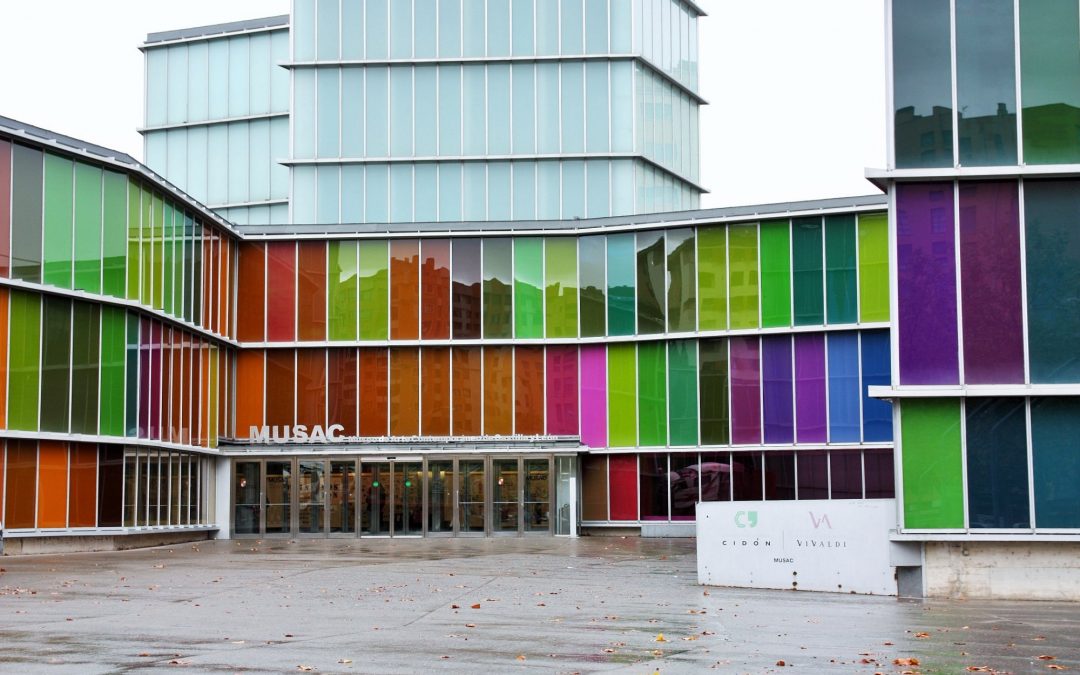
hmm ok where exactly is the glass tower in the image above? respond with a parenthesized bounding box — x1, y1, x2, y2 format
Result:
(142, 0, 705, 226)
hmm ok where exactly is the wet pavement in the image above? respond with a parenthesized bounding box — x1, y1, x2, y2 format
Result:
(0, 536, 1078, 674)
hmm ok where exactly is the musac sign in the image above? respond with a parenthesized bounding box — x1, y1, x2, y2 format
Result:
(248, 425, 567, 445)
(696, 500, 897, 596)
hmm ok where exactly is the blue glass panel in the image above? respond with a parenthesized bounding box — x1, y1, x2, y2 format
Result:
(827, 332, 860, 442)
(390, 164, 413, 223)
(365, 164, 389, 223)
(317, 165, 340, 224)
(414, 163, 437, 222)
(860, 329, 893, 442)
(365, 67, 389, 157)
(512, 0, 534, 56)
(317, 68, 340, 158)
(439, 163, 462, 221)
(1031, 398, 1080, 529)
(562, 160, 585, 219)
(366, 0, 389, 59)
(512, 161, 536, 220)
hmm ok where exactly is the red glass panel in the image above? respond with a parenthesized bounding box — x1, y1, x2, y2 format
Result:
(358, 349, 388, 436)
(545, 346, 579, 435)
(452, 347, 482, 436)
(515, 347, 544, 435)
(297, 241, 327, 341)
(265, 349, 295, 427)
(297, 349, 327, 429)
(70, 443, 98, 527)
(236, 242, 266, 341)
(483, 346, 513, 435)
(390, 348, 420, 436)
(266, 241, 296, 341)
(391, 240, 420, 339)
(421, 239, 450, 339)
(421, 348, 451, 435)
(608, 454, 639, 521)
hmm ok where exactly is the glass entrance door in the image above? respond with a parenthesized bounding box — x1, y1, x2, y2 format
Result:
(329, 460, 357, 534)
(395, 462, 423, 536)
(298, 461, 326, 534)
(362, 462, 392, 535)
(265, 461, 292, 535)
(459, 459, 486, 535)
(492, 458, 520, 533)
(427, 460, 454, 535)
(524, 458, 551, 533)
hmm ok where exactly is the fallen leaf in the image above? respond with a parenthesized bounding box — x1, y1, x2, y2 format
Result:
(338, 659, 352, 664)
(965, 667, 992, 672)
(651, 649, 664, 657)
(883, 641, 895, 646)
(465, 623, 476, 628)
(914, 632, 930, 639)
(602, 648, 616, 654)
(1039, 656, 1058, 661)
(470, 603, 481, 609)
(655, 633, 667, 642)
(450, 604, 460, 609)
(297, 667, 314, 672)
(776, 660, 786, 666)
(515, 655, 526, 661)
(1047, 665, 1067, 671)
(894, 657, 921, 666)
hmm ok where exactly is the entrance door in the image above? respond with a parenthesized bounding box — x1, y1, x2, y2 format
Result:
(362, 462, 392, 535)
(524, 458, 551, 533)
(329, 460, 356, 534)
(458, 458, 486, 535)
(265, 460, 292, 535)
(298, 460, 326, 534)
(427, 460, 454, 535)
(492, 458, 520, 533)
(395, 462, 423, 536)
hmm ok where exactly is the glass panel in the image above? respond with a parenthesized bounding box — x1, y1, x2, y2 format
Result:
(761, 335, 793, 444)
(581, 454, 608, 520)
(298, 241, 328, 341)
(728, 224, 758, 329)
(579, 236, 606, 337)
(545, 237, 578, 337)
(265, 460, 292, 534)
(638, 453, 668, 520)
(580, 346, 608, 447)
(266, 242, 296, 341)
(1030, 398, 1080, 528)
(636, 231, 665, 334)
(637, 342, 667, 446)
(421, 348, 451, 435)
(361, 462, 391, 535)
(483, 239, 513, 338)
(731, 452, 763, 501)
(826, 332, 860, 443)
(956, 0, 1017, 165)
(555, 456, 573, 534)
(8, 292, 41, 431)
(825, 215, 858, 324)
(864, 449, 896, 499)
(484, 347, 513, 435)
(42, 154, 74, 289)
(901, 399, 964, 529)
(1024, 180, 1080, 383)
(546, 346, 579, 435)
(421, 240, 451, 339)
(514, 238, 543, 338)
(362, 348, 391, 435)
(328, 348, 359, 436)
(70, 303, 100, 435)
(665, 228, 696, 333)
(897, 183, 959, 385)
(389, 240, 419, 340)
(265, 350, 295, 428)
(793, 334, 828, 443)
(857, 213, 890, 323)
(608, 454, 638, 519)
(459, 459, 486, 533)
(237, 243, 265, 342)
(97, 445, 125, 528)
(764, 452, 796, 500)
(239, 459, 267, 534)
(328, 241, 358, 341)
(395, 462, 423, 535)
(791, 217, 823, 326)
(730, 336, 760, 445)
(452, 347, 482, 435)
(73, 163, 102, 294)
(967, 398, 1030, 529)
(359, 241, 389, 340)
(493, 458, 520, 532)
(515, 347, 545, 434)
(389, 348, 419, 436)
(607, 233, 635, 336)
(452, 239, 481, 339)
(1020, 0, 1080, 164)
(830, 450, 862, 500)
(892, 0, 953, 168)
(608, 344, 637, 447)
(696, 226, 727, 330)
(699, 452, 731, 502)
(698, 338, 729, 446)
(428, 460, 454, 534)
(297, 350, 326, 429)
(797, 452, 829, 500)
(759, 220, 791, 327)
(41, 297, 72, 433)
(861, 330, 893, 442)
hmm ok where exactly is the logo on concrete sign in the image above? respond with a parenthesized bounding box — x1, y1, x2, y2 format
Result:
(735, 510, 758, 528)
(808, 511, 833, 530)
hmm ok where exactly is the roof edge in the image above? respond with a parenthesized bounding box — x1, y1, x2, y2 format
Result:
(144, 14, 289, 46)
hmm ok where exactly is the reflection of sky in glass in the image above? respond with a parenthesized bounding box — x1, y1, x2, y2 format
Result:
(893, 0, 951, 116)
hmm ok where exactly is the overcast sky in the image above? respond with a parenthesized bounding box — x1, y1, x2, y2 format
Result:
(0, 0, 886, 208)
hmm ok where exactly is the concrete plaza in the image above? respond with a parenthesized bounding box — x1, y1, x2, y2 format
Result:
(0, 537, 1078, 673)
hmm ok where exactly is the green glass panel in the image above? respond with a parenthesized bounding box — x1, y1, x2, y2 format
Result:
(126, 180, 141, 301)
(125, 313, 139, 437)
(11, 145, 44, 283)
(792, 217, 824, 325)
(697, 226, 727, 331)
(514, 237, 543, 338)
(99, 306, 127, 437)
(1020, 0, 1080, 165)
(73, 162, 103, 294)
(163, 203, 175, 316)
(825, 214, 858, 324)
(666, 228, 696, 333)
(183, 215, 195, 323)
(668, 341, 698, 446)
(141, 187, 152, 305)
(607, 233, 635, 336)
(7, 291, 42, 431)
(637, 341, 666, 446)
(698, 338, 729, 445)
(192, 222, 203, 325)
(152, 194, 164, 310)
(579, 235, 606, 337)
(70, 302, 100, 435)
(483, 238, 513, 338)
(728, 224, 759, 329)
(636, 231, 665, 334)
(102, 171, 128, 298)
(858, 213, 890, 323)
(359, 240, 389, 340)
(901, 399, 965, 529)
(41, 296, 72, 433)
(607, 343, 637, 447)
(545, 237, 578, 337)
(42, 154, 74, 289)
(759, 220, 791, 327)
(328, 240, 359, 341)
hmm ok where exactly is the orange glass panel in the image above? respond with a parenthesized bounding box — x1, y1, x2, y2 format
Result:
(484, 346, 513, 435)
(297, 349, 327, 429)
(236, 242, 265, 341)
(266, 241, 297, 342)
(69, 443, 98, 527)
(421, 239, 450, 339)
(359, 349, 388, 436)
(235, 350, 265, 437)
(515, 347, 545, 434)
(37, 441, 69, 528)
(265, 349, 295, 428)
(421, 347, 451, 435)
(0, 288, 7, 429)
(4, 440, 36, 528)
(219, 236, 230, 336)
(181, 334, 192, 445)
(200, 341, 210, 446)
(390, 347, 419, 436)
(203, 233, 213, 332)
(219, 350, 231, 439)
(329, 348, 358, 436)
(452, 347, 482, 436)
(391, 240, 420, 339)
(298, 241, 327, 341)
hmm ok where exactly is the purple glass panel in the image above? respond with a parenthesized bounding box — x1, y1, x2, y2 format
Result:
(897, 182, 959, 384)
(731, 451, 763, 500)
(796, 451, 829, 499)
(794, 334, 827, 443)
(959, 182, 1024, 384)
(864, 449, 896, 498)
(546, 346, 579, 435)
(761, 335, 794, 444)
(730, 336, 761, 445)
(139, 317, 151, 439)
(830, 450, 862, 499)
(579, 346, 607, 448)
(150, 321, 162, 440)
